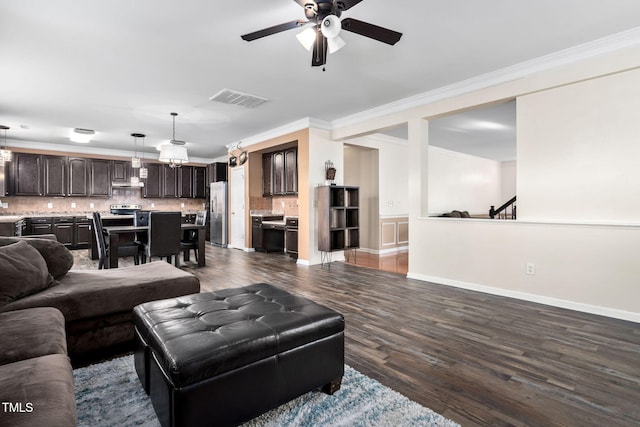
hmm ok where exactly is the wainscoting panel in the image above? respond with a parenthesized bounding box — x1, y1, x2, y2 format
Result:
(379, 216, 408, 254)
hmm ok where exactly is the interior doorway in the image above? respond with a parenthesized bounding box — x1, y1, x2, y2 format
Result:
(229, 166, 245, 250)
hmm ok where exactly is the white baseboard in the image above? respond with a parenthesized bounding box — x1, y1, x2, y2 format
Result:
(357, 246, 409, 255)
(407, 273, 640, 324)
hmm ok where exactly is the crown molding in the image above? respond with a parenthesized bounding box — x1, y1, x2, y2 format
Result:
(5, 138, 214, 164)
(331, 27, 640, 130)
(233, 117, 332, 148)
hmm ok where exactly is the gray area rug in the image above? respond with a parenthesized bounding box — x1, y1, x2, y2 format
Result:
(74, 355, 459, 427)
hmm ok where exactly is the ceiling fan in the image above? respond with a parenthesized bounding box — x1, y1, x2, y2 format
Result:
(241, 0, 402, 67)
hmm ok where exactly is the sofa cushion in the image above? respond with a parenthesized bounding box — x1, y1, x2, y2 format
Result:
(0, 235, 74, 280)
(0, 261, 200, 321)
(0, 307, 67, 366)
(0, 241, 55, 307)
(0, 354, 77, 427)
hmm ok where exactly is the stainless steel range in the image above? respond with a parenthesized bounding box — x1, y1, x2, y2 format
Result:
(110, 204, 141, 215)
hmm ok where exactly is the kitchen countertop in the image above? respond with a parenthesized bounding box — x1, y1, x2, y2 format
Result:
(0, 211, 201, 222)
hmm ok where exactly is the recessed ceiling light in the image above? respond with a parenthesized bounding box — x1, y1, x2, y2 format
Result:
(70, 128, 95, 143)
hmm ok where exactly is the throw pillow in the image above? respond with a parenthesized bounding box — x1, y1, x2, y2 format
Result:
(0, 241, 55, 307)
(0, 236, 74, 279)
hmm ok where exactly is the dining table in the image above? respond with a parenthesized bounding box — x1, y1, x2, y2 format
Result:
(102, 224, 207, 269)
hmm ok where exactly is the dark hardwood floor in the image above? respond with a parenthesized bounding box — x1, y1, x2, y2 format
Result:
(73, 246, 640, 426)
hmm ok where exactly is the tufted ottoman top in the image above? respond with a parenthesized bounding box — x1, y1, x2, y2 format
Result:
(133, 283, 344, 388)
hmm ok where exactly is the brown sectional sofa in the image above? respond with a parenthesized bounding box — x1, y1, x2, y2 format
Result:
(0, 234, 201, 426)
(0, 307, 77, 427)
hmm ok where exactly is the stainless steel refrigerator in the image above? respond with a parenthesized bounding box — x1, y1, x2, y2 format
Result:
(210, 181, 228, 247)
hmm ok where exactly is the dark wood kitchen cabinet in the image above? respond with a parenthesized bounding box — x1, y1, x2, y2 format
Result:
(13, 153, 43, 196)
(262, 153, 273, 196)
(74, 217, 91, 248)
(193, 166, 207, 198)
(44, 156, 66, 197)
(284, 148, 297, 194)
(162, 165, 178, 198)
(88, 159, 111, 197)
(178, 166, 193, 198)
(53, 217, 74, 246)
(68, 157, 88, 196)
(111, 160, 131, 183)
(143, 163, 161, 198)
(262, 147, 297, 196)
(29, 217, 52, 235)
(178, 166, 208, 199)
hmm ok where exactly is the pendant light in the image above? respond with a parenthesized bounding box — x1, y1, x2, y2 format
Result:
(0, 125, 11, 163)
(130, 133, 144, 187)
(159, 112, 188, 168)
(139, 134, 148, 179)
(131, 133, 142, 169)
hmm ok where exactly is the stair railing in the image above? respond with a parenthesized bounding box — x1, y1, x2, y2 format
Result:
(489, 196, 517, 219)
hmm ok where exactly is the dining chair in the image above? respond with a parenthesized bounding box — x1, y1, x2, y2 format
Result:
(92, 212, 143, 269)
(180, 210, 207, 263)
(143, 211, 182, 266)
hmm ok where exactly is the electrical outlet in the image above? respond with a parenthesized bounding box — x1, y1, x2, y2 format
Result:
(47, 202, 53, 209)
(71, 202, 76, 208)
(90, 203, 95, 209)
(526, 263, 536, 275)
(1, 203, 7, 209)
(151, 203, 155, 208)
(181, 202, 185, 208)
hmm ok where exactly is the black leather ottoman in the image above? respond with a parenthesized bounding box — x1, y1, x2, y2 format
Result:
(133, 283, 345, 427)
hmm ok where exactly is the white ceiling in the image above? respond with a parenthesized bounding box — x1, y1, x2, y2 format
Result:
(1, 1, 640, 161)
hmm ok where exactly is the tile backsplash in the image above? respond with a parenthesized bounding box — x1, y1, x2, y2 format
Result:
(0, 188, 206, 215)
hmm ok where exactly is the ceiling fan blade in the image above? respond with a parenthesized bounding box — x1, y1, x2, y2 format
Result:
(311, 29, 327, 67)
(335, 0, 364, 11)
(241, 20, 308, 41)
(341, 17, 402, 45)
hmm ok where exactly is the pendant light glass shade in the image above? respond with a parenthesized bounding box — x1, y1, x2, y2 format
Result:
(0, 125, 11, 162)
(159, 113, 188, 168)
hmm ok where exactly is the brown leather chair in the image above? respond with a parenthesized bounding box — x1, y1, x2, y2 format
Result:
(92, 212, 143, 269)
(142, 212, 181, 266)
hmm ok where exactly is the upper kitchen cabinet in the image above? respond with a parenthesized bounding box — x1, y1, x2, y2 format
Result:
(193, 166, 207, 198)
(88, 159, 111, 197)
(111, 160, 131, 184)
(284, 148, 297, 194)
(44, 155, 66, 197)
(143, 163, 162, 198)
(68, 157, 89, 196)
(162, 165, 178, 198)
(13, 153, 89, 197)
(13, 153, 43, 196)
(178, 166, 207, 199)
(208, 162, 227, 183)
(178, 166, 193, 198)
(262, 147, 297, 196)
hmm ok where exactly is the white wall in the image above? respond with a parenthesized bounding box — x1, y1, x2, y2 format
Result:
(501, 160, 517, 203)
(407, 64, 640, 321)
(517, 69, 640, 224)
(328, 46, 640, 322)
(305, 127, 344, 265)
(427, 146, 501, 216)
(348, 134, 409, 217)
(344, 145, 378, 250)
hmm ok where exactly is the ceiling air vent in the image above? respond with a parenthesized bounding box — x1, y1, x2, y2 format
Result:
(209, 88, 269, 109)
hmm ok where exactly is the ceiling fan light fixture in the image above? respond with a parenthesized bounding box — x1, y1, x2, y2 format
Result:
(296, 27, 317, 51)
(327, 34, 345, 53)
